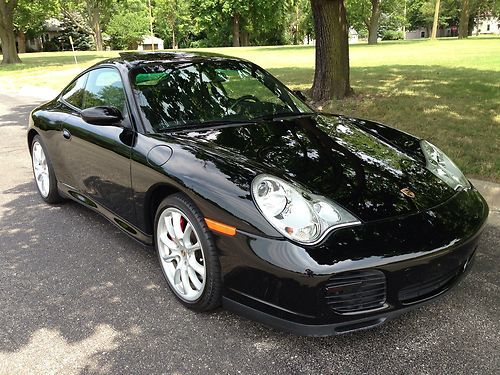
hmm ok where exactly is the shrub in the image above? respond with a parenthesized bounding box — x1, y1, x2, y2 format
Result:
(381, 30, 404, 41)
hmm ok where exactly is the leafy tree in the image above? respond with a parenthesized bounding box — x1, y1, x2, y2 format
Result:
(54, 16, 95, 50)
(154, 0, 193, 48)
(285, 0, 314, 44)
(14, 0, 59, 53)
(190, 0, 290, 47)
(346, 0, 371, 39)
(346, 0, 401, 44)
(0, 0, 21, 63)
(63, 0, 114, 51)
(408, 0, 461, 34)
(311, 0, 352, 100)
(107, 0, 150, 49)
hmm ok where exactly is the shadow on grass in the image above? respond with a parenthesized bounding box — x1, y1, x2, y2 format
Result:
(269, 64, 500, 181)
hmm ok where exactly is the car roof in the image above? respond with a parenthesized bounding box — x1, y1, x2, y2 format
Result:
(99, 51, 246, 70)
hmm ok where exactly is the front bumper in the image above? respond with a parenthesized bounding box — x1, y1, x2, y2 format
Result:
(213, 187, 488, 336)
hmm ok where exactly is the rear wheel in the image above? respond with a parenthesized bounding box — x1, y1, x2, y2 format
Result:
(31, 135, 63, 203)
(154, 193, 222, 311)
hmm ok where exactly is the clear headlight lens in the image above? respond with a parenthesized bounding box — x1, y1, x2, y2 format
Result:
(420, 140, 469, 191)
(251, 174, 360, 244)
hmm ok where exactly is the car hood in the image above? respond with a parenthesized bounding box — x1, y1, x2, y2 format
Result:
(161, 114, 455, 222)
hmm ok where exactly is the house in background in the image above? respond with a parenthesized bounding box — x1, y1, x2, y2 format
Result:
(303, 27, 359, 45)
(473, 17, 500, 35)
(21, 18, 63, 52)
(406, 26, 458, 39)
(137, 36, 164, 51)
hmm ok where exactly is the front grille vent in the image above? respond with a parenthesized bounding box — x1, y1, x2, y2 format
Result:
(398, 267, 459, 304)
(325, 270, 387, 314)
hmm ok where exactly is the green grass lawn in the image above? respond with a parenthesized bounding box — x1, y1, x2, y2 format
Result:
(1, 37, 499, 181)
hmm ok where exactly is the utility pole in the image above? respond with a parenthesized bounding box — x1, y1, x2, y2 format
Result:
(431, 0, 441, 39)
(403, 0, 407, 40)
(148, 0, 155, 51)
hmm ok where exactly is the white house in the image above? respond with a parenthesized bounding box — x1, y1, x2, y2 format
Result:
(473, 17, 500, 35)
(303, 27, 359, 45)
(137, 36, 164, 51)
(405, 26, 458, 39)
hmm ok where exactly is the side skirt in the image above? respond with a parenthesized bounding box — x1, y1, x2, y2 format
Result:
(58, 182, 153, 246)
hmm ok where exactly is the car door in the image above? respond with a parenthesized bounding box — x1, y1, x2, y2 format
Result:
(58, 67, 136, 224)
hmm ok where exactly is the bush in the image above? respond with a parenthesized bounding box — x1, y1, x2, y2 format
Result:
(381, 30, 404, 41)
(43, 39, 59, 52)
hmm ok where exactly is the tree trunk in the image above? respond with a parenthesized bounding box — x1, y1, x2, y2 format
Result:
(402, 0, 407, 39)
(367, 0, 381, 45)
(240, 30, 249, 46)
(172, 27, 177, 49)
(231, 13, 240, 47)
(458, 0, 470, 39)
(311, 0, 352, 101)
(90, 4, 103, 51)
(17, 31, 26, 53)
(431, 0, 441, 39)
(0, 0, 21, 64)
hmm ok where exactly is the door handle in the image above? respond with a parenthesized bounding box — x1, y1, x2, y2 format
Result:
(62, 128, 71, 140)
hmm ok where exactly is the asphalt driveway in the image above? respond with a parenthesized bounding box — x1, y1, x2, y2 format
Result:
(0, 93, 499, 374)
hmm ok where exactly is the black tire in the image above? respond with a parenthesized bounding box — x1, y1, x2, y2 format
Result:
(31, 135, 64, 204)
(154, 193, 222, 311)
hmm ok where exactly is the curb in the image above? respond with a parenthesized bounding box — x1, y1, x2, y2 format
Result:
(470, 178, 500, 212)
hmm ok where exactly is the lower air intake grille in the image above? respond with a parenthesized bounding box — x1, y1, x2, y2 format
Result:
(325, 270, 387, 314)
(398, 267, 459, 304)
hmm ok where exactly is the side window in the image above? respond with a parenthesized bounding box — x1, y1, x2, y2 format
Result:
(61, 74, 88, 108)
(82, 68, 127, 114)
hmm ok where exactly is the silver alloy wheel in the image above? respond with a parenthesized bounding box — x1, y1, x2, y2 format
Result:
(32, 141, 50, 198)
(157, 207, 206, 301)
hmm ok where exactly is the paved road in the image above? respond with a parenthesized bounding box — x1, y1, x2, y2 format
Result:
(0, 94, 499, 374)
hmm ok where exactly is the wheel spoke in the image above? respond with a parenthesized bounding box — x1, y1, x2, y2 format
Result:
(187, 266, 202, 290)
(185, 242, 201, 251)
(180, 268, 191, 294)
(173, 264, 182, 284)
(188, 254, 205, 276)
(172, 211, 184, 241)
(161, 254, 178, 262)
(160, 233, 178, 250)
(183, 224, 194, 247)
(165, 216, 178, 244)
(36, 145, 43, 161)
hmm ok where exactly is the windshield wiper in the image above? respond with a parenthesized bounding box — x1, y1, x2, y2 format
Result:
(195, 119, 261, 126)
(252, 112, 316, 122)
(159, 118, 261, 132)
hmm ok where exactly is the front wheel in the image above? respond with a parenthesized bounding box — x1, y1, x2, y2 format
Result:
(31, 135, 63, 204)
(154, 193, 222, 311)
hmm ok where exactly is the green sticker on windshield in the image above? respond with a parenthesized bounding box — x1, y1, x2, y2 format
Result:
(135, 72, 169, 86)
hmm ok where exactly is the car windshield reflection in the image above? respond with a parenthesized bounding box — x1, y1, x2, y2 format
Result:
(130, 60, 311, 132)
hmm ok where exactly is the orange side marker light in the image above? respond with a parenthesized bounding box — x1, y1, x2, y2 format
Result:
(205, 218, 237, 236)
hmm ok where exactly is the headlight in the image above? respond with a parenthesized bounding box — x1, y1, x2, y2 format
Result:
(251, 174, 360, 244)
(420, 140, 469, 191)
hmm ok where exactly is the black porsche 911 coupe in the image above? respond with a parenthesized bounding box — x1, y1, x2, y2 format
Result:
(28, 52, 488, 336)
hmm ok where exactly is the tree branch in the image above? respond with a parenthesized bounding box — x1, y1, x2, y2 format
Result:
(62, 9, 94, 36)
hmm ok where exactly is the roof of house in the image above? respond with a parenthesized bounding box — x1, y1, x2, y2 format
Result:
(140, 36, 164, 44)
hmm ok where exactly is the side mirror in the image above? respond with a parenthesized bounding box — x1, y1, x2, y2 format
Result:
(81, 106, 123, 126)
(292, 90, 307, 101)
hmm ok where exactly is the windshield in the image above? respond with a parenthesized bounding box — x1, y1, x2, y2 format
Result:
(130, 60, 311, 132)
